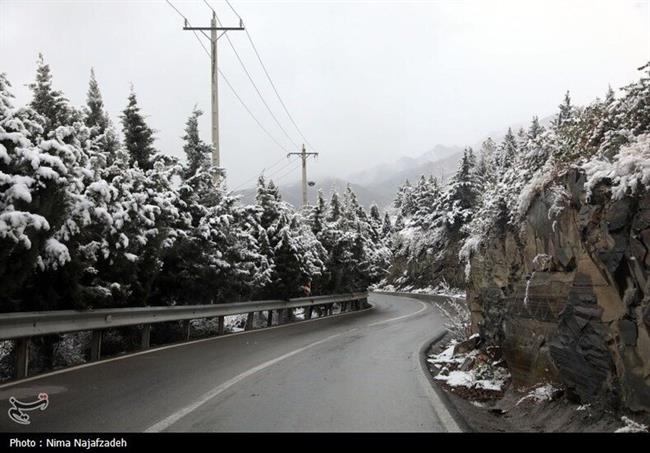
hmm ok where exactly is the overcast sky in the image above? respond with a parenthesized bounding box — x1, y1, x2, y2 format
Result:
(1, 0, 649, 188)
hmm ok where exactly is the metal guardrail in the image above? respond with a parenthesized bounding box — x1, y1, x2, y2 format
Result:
(0, 292, 369, 380)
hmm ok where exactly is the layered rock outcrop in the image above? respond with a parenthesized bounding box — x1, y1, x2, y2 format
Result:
(467, 169, 650, 411)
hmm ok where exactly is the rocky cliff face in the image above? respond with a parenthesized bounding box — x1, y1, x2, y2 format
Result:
(467, 169, 650, 411)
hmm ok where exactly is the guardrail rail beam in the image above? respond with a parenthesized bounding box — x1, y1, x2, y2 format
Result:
(0, 292, 368, 381)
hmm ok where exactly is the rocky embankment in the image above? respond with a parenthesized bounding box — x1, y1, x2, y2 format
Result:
(468, 168, 650, 412)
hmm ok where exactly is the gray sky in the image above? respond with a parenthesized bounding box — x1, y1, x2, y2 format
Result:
(1, 0, 649, 189)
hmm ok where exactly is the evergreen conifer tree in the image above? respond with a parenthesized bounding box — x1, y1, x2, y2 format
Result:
(120, 88, 156, 170)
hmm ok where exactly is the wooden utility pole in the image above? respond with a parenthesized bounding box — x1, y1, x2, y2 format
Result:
(210, 13, 220, 170)
(288, 144, 318, 207)
(183, 13, 244, 172)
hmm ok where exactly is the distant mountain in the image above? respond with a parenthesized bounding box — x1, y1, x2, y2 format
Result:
(480, 114, 555, 144)
(232, 116, 556, 211)
(233, 177, 389, 209)
(347, 144, 462, 186)
(364, 150, 465, 206)
(233, 145, 466, 210)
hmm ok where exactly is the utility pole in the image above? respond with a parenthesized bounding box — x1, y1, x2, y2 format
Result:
(288, 144, 318, 207)
(182, 13, 244, 175)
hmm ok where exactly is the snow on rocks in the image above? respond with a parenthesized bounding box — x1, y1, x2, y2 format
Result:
(428, 336, 510, 401)
(516, 383, 563, 406)
(583, 133, 650, 201)
(614, 416, 648, 433)
(373, 278, 465, 299)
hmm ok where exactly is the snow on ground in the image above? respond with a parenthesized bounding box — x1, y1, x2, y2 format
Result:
(434, 366, 510, 392)
(428, 339, 510, 393)
(224, 314, 247, 332)
(294, 307, 306, 321)
(372, 279, 465, 299)
(427, 343, 461, 365)
(615, 416, 648, 433)
(516, 383, 562, 406)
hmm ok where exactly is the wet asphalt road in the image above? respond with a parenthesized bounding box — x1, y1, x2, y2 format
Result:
(0, 293, 458, 432)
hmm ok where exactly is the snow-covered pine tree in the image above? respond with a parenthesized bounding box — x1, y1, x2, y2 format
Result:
(0, 73, 52, 311)
(394, 212, 405, 230)
(120, 88, 156, 171)
(551, 91, 581, 164)
(368, 203, 382, 243)
(475, 137, 497, 191)
(327, 191, 342, 222)
(309, 189, 327, 235)
(84, 68, 108, 132)
(395, 179, 415, 216)
(381, 212, 393, 239)
(256, 176, 284, 230)
(439, 147, 480, 231)
(83, 68, 119, 167)
(28, 54, 79, 138)
(182, 107, 211, 179)
(494, 128, 518, 173)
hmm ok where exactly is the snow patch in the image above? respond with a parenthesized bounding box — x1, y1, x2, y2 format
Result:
(584, 133, 650, 201)
(516, 383, 561, 406)
(615, 416, 648, 433)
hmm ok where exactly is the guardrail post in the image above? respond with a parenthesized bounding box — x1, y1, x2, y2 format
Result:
(141, 324, 151, 349)
(342, 301, 348, 312)
(245, 312, 255, 331)
(184, 320, 191, 341)
(305, 306, 313, 320)
(15, 337, 29, 379)
(287, 308, 294, 322)
(278, 308, 285, 324)
(90, 330, 103, 362)
(267, 310, 273, 327)
(218, 316, 225, 335)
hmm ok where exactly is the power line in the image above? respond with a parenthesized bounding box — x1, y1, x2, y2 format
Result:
(222, 0, 316, 151)
(204, 0, 300, 150)
(245, 29, 316, 151)
(165, 0, 210, 41)
(166, 1, 290, 155)
(192, 29, 211, 58)
(218, 68, 290, 153)
(168, 0, 302, 190)
(222, 31, 300, 150)
(265, 156, 298, 180)
(224, 0, 241, 20)
(273, 159, 303, 185)
(230, 155, 294, 192)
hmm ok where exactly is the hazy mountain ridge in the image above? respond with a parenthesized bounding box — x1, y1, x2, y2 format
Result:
(234, 146, 465, 209)
(233, 120, 556, 209)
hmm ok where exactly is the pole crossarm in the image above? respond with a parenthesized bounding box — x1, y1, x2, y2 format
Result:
(183, 26, 245, 31)
(287, 152, 319, 158)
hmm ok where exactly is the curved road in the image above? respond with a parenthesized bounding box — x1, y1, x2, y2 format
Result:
(0, 293, 460, 432)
